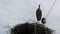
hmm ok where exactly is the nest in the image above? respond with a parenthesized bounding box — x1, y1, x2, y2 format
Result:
(11, 23, 53, 34)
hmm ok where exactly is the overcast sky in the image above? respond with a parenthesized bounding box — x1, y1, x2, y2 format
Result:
(0, 0, 60, 34)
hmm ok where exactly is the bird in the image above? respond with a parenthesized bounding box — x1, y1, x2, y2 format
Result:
(41, 17, 46, 24)
(36, 5, 42, 21)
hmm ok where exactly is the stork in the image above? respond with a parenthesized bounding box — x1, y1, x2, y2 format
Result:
(36, 5, 42, 23)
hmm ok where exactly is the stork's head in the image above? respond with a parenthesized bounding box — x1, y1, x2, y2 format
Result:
(38, 5, 40, 9)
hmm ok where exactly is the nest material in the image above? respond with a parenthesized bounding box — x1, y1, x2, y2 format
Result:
(11, 23, 53, 34)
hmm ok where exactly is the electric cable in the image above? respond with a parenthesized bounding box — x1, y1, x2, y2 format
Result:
(45, 0, 56, 18)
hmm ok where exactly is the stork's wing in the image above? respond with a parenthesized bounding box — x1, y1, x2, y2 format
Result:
(36, 9, 42, 21)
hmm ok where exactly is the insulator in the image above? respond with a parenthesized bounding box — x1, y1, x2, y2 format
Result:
(41, 17, 46, 24)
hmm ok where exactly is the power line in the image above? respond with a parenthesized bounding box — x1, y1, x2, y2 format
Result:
(45, 0, 56, 18)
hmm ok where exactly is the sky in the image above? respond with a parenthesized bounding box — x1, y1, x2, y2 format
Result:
(0, 0, 60, 34)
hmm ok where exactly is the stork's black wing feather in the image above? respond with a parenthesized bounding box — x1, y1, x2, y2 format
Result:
(36, 8, 42, 21)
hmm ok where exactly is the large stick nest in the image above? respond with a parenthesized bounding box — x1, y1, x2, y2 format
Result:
(11, 23, 53, 34)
